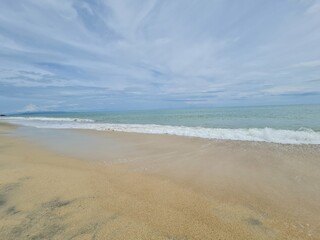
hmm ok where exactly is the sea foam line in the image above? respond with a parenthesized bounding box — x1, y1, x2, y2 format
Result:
(1, 117, 320, 145)
(2, 116, 94, 122)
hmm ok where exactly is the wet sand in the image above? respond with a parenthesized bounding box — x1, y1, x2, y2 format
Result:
(0, 123, 320, 239)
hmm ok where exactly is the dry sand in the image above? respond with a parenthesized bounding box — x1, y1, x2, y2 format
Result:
(0, 122, 320, 239)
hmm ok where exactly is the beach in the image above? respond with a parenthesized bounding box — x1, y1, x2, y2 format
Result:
(0, 122, 320, 239)
(2, 0, 320, 239)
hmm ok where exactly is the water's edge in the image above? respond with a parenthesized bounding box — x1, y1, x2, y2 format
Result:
(2, 117, 320, 145)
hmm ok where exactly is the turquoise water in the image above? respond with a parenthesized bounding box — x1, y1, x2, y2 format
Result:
(3, 105, 320, 144)
(15, 105, 320, 131)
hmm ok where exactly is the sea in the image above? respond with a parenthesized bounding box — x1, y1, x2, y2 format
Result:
(1, 105, 320, 145)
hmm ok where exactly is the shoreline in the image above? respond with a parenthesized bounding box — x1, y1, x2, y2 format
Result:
(2, 118, 320, 145)
(1, 122, 320, 239)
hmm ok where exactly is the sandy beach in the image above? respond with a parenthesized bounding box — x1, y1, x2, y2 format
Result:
(0, 122, 320, 240)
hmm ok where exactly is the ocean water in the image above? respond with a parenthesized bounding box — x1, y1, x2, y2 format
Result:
(2, 105, 320, 144)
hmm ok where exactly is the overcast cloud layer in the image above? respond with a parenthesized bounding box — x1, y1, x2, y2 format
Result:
(0, 0, 320, 113)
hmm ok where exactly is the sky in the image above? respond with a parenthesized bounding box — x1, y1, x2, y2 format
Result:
(0, 0, 320, 113)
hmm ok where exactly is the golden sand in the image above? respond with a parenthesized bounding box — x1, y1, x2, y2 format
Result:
(0, 123, 319, 239)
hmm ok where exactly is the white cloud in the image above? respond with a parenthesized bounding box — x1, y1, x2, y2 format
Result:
(22, 104, 38, 112)
(292, 60, 320, 68)
(306, 1, 320, 14)
(19, 102, 63, 113)
(0, 0, 319, 112)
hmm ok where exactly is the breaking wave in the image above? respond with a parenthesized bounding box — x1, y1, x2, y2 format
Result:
(1, 116, 320, 145)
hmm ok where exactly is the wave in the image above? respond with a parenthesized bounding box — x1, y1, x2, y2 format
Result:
(1, 116, 320, 145)
(1, 116, 94, 122)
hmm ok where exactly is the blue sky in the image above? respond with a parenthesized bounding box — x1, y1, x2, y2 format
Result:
(0, 0, 320, 113)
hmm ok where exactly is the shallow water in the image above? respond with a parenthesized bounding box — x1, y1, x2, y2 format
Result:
(11, 126, 128, 162)
(2, 105, 320, 144)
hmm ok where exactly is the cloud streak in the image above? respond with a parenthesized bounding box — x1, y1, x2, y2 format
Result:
(0, 0, 320, 113)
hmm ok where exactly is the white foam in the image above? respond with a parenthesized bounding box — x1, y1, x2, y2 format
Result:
(2, 116, 94, 122)
(1, 117, 320, 145)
